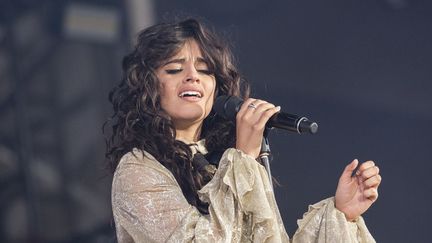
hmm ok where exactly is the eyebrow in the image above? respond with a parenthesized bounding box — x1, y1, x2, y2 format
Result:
(163, 57, 208, 66)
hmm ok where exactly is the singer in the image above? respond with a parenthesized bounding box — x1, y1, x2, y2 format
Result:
(105, 18, 381, 242)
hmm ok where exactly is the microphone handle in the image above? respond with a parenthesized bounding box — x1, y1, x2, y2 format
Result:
(213, 95, 318, 134)
(268, 113, 318, 134)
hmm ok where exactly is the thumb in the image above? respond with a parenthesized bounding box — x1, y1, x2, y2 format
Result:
(340, 159, 359, 181)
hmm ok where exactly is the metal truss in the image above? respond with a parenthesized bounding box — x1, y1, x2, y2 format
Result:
(0, 1, 126, 242)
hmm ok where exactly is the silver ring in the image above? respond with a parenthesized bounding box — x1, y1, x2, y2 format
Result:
(248, 103, 257, 109)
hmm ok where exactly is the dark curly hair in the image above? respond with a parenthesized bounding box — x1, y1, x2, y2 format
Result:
(104, 18, 249, 214)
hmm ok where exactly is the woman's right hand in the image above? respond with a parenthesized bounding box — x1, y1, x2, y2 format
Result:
(235, 98, 281, 158)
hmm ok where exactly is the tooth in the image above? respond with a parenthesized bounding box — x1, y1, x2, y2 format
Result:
(179, 91, 201, 97)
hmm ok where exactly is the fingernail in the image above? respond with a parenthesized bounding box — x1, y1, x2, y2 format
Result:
(276, 106, 281, 111)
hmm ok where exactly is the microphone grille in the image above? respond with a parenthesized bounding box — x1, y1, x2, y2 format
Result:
(213, 95, 243, 121)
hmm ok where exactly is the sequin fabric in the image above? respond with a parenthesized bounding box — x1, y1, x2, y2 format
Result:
(112, 140, 375, 242)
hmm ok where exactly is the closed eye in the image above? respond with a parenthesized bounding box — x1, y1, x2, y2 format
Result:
(165, 69, 182, 74)
(198, 69, 214, 75)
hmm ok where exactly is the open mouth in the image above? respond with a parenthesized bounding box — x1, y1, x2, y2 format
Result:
(178, 91, 203, 98)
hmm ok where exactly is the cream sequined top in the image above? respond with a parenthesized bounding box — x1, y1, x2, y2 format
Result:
(112, 140, 375, 243)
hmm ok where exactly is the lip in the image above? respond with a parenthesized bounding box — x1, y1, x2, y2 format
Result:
(178, 86, 204, 98)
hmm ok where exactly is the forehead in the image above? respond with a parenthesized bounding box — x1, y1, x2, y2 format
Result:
(171, 39, 204, 59)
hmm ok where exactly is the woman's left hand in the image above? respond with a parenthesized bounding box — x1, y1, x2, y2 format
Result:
(335, 159, 382, 221)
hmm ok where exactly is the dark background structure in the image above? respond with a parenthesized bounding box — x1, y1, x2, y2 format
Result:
(0, 0, 431, 242)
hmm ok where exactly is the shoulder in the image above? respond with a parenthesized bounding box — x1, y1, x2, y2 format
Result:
(112, 148, 178, 192)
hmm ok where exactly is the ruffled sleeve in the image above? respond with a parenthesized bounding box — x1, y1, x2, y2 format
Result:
(112, 147, 289, 242)
(291, 197, 375, 243)
(196, 148, 289, 242)
(112, 146, 375, 243)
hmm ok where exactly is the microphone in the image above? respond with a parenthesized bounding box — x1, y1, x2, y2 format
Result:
(213, 95, 318, 134)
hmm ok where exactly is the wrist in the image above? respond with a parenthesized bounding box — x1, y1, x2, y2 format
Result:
(338, 208, 359, 222)
(235, 145, 259, 159)
(334, 202, 359, 222)
(343, 213, 359, 222)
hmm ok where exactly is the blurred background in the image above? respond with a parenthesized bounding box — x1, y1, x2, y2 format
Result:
(0, 0, 431, 242)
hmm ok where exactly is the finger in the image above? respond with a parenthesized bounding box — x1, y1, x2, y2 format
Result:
(252, 102, 276, 120)
(256, 105, 281, 128)
(240, 100, 269, 125)
(357, 175, 364, 191)
(244, 99, 268, 116)
(363, 174, 382, 188)
(359, 165, 380, 181)
(237, 98, 257, 117)
(340, 159, 359, 181)
(356, 160, 375, 175)
(363, 187, 378, 201)
(254, 102, 276, 113)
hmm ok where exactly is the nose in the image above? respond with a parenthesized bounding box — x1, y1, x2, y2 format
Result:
(184, 65, 200, 83)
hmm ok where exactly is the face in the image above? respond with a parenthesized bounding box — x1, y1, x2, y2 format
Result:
(156, 39, 216, 130)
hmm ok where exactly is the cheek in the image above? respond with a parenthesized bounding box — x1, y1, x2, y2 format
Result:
(205, 80, 216, 110)
(159, 83, 167, 102)
(159, 82, 175, 109)
(206, 97, 214, 110)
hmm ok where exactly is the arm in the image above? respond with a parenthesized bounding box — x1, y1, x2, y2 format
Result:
(112, 150, 195, 242)
(291, 159, 381, 243)
(112, 148, 290, 243)
(291, 197, 375, 243)
(234, 98, 381, 243)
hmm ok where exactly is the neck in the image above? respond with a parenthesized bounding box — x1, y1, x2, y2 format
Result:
(174, 121, 203, 144)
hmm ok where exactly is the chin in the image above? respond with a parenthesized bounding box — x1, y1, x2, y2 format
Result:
(172, 111, 206, 122)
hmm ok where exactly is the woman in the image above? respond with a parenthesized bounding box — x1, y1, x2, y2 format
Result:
(106, 18, 381, 242)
